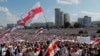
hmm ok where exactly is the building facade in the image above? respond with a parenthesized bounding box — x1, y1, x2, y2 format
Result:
(83, 16, 92, 27)
(31, 22, 54, 28)
(78, 18, 84, 25)
(55, 8, 70, 27)
(59, 11, 64, 26)
(55, 8, 64, 27)
(78, 16, 92, 27)
(7, 24, 15, 28)
(64, 13, 70, 23)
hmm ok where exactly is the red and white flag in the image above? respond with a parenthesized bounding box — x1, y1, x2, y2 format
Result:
(0, 29, 11, 38)
(33, 28, 44, 38)
(16, 2, 43, 28)
(43, 39, 59, 56)
(36, 48, 41, 55)
(92, 38, 100, 44)
(67, 38, 75, 42)
(0, 2, 43, 39)
(35, 28, 44, 34)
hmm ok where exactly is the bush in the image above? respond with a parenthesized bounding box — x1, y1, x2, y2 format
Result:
(96, 29, 100, 34)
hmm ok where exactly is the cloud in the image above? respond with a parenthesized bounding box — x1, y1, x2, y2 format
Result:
(72, 11, 100, 21)
(57, 0, 81, 5)
(0, 0, 7, 2)
(0, 7, 18, 26)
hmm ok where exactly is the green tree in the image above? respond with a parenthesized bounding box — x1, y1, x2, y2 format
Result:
(64, 22, 71, 28)
(73, 22, 82, 28)
(97, 24, 100, 27)
(96, 29, 100, 34)
(78, 30, 84, 35)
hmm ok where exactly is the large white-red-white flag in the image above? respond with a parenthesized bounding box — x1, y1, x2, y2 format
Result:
(0, 29, 11, 38)
(43, 39, 59, 56)
(0, 2, 43, 39)
(15, 2, 43, 28)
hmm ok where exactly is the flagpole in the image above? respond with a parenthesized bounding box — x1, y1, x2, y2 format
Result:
(43, 12, 48, 28)
(40, 4, 50, 34)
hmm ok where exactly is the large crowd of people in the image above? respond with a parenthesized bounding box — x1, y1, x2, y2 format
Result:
(0, 39, 100, 56)
(0, 28, 100, 56)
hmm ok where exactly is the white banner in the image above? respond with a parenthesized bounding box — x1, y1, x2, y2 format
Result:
(77, 36, 90, 44)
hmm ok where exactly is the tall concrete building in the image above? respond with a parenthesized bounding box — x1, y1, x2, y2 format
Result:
(64, 13, 70, 23)
(83, 16, 92, 27)
(55, 8, 64, 27)
(59, 11, 64, 26)
(78, 18, 84, 24)
(78, 16, 92, 27)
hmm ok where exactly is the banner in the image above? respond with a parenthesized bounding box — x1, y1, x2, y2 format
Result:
(77, 36, 90, 44)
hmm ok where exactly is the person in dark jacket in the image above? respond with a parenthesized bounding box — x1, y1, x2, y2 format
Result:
(5, 48, 12, 56)
(97, 49, 100, 56)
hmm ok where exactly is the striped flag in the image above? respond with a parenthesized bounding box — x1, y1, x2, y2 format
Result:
(33, 28, 44, 38)
(18, 2, 42, 27)
(0, 2, 43, 39)
(0, 29, 11, 38)
(93, 38, 100, 44)
(35, 28, 44, 34)
(43, 39, 59, 56)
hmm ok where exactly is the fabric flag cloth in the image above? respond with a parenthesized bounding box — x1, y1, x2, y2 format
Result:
(15, 2, 43, 29)
(0, 29, 11, 38)
(67, 38, 75, 42)
(33, 28, 44, 38)
(43, 39, 59, 56)
(0, 2, 43, 39)
(93, 38, 100, 44)
(36, 48, 41, 55)
(35, 28, 44, 34)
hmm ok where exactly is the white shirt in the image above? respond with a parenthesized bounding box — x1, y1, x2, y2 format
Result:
(77, 49, 82, 56)
(2, 47, 7, 56)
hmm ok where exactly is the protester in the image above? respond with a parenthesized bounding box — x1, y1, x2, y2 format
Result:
(0, 28, 100, 56)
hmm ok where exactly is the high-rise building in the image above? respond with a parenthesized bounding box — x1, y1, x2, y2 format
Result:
(59, 11, 64, 26)
(83, 16, 91, 27)
(78, 18, 84, 24)
(78, 16, 92, 27)
(64, 13, 70, 23)
(55, 8, 64, 27)
(55, 8, 70, 27)
(55, 8, 60, 27)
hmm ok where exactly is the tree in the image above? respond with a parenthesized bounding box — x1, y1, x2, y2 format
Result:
(73, 22, 82, 28)
(97, 24, 100, 27)
(78, 30, 88, 36)
(96, 29, 100, 34)
(64, 22, 71, 28)
(78, 30, 84, 35)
